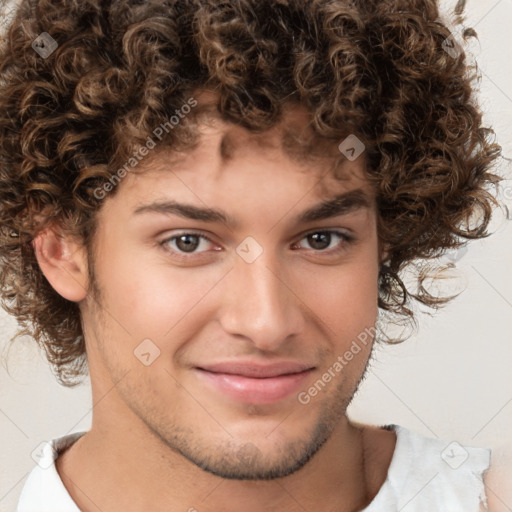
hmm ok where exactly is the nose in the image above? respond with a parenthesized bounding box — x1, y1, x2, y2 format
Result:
(217, 247, 306, 352)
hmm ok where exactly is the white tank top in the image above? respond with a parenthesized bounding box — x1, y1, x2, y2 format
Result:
(363, 425, 490, 511)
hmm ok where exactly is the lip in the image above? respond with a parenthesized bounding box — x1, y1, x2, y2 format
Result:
(195, 361, 315, 404)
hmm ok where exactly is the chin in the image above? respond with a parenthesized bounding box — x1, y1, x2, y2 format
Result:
(188, 441, 324, 481)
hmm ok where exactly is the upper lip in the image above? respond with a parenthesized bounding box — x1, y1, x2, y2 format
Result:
(196, 361, 315, 378)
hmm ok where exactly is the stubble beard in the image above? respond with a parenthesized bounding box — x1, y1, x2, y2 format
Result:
(121, 357, 373, 481)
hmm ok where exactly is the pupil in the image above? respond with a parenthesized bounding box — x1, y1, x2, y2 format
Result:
(310, 232, 330, 250)
(177, 235, 199, 252)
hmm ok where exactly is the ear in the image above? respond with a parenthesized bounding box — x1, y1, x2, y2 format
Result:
(32, 226, 89, 302)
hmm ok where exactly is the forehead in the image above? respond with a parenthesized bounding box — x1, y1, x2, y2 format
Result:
(101, 95, 375, 227)
(96, 113, 375, 237)
(135, 99, 371, 200)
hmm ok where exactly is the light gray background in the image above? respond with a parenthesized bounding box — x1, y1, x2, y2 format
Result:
(1, 1, 511, 511)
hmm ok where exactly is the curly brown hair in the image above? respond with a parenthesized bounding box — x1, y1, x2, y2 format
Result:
(0, 0, 501, 386)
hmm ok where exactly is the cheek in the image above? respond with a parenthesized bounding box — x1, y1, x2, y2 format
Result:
(301, 260, 379, 333)
(95, 247, 221, 342)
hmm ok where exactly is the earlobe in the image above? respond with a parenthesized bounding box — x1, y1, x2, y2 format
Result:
(32, 227, 89, 302)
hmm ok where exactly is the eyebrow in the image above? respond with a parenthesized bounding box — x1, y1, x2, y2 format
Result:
(133, 188, 371, 228)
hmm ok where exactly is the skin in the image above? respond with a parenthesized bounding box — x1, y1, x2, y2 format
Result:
(34, 102, 396, 512)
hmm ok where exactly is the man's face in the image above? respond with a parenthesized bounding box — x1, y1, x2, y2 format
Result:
(81, 108, 381, 480)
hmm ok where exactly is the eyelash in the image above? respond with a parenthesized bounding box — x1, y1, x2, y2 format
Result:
(159, 229, 354, 260)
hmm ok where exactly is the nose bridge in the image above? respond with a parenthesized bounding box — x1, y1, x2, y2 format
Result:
(219, 245, 304, 350)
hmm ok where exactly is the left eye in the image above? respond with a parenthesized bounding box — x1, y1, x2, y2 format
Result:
(294, 230, 350, 252)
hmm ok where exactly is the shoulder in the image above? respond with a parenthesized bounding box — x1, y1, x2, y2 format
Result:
(364, 425, 491, 512)
(16, 432, 85, 512)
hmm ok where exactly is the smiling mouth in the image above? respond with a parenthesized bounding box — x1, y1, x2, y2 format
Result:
(194, 362, 315, 404)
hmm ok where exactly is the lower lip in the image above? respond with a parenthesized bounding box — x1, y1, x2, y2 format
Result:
(195, 369, 314, 404)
